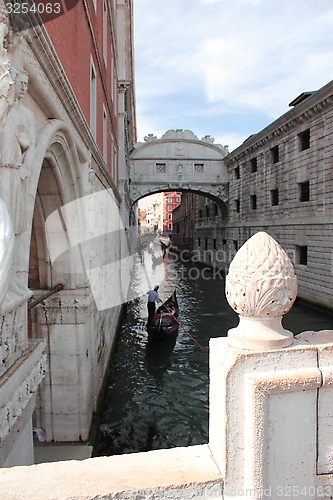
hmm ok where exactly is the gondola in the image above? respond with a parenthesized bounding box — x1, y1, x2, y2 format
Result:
(146, 291, 179, 341)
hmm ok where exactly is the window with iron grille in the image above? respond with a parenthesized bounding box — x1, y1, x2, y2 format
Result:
(270, 188, 279, 206)
(299, 181, 310, 202)
(234, 166, 240, 179)
(271, 145, 279, 164)
(250, 194, 257, 210)
(156, 163, 166, 173)
(296, 245, 308, 265)
(298, 129, 310, 151)
(194, 163, 204, 173)
(250, 157, 258, 173)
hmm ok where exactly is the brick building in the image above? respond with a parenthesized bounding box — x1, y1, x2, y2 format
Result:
(163, 191, 181, 235)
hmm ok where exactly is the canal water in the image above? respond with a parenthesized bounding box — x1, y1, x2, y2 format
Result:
(94, 246, 333, 457)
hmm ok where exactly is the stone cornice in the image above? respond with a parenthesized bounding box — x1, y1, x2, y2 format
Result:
(225, 81, 333, 165)
(132, 139, 227, 158)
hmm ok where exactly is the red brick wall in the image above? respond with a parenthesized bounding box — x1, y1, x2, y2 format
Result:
(43, 0, 119, 177)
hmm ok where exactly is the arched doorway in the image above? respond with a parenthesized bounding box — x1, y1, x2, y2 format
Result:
(28, 134, 94, 443)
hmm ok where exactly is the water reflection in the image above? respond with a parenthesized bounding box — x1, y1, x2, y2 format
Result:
(94, 255, 333, 457)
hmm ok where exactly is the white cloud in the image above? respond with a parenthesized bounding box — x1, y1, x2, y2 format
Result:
(134, 0, 333, 139)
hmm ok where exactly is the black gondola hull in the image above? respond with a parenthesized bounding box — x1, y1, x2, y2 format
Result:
(146, 291, 179, 341)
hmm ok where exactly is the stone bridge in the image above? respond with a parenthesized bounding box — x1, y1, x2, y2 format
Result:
(129, 129, 229, 208)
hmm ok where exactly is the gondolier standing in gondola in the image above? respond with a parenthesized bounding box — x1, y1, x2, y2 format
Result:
(147, 285, 162, 325)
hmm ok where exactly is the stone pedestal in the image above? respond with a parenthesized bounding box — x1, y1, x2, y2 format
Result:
(209, 232, 333, 499)
(209, 337, 323, 499)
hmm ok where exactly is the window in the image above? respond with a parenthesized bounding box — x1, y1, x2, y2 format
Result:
(271, 145, 279, 164)
(194, 163, 204, 173)
(250, 194, 257, 210)
(168, 197, 173, 203)
(198, 238, 201, 247)
(176, 197, 181, 202)
(299, 129, 310, 151)
(90, 59, 97, 139)
(213, 239, 217, 250)
(167, 205, 172, 211)
(299, 181, 310, 202)
(156, 163, 166, 173)
(205, 238, 208, 249)
(222, 239, 227, 250)
(103, 0, 108, 64)
(199, 209, 202, 218)
(206, 206, 209, 217)
(168, 223, 172, 230)
(234, 166, 240, 179)
(296, 245, 308, 265)
(102, 105, 107, 161)
(250, 157, 258, 173)
(235, 199, 240, 213)
(233, 240, 238, 251)
(214, 204, 218, 216)
(270, 188, 279, 206)
(168, 214, 172, 220)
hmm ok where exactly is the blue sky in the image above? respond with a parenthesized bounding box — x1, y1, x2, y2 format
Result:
(133, 0, 333, 152)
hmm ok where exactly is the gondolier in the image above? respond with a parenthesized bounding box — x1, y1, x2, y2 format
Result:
(147, 285, 162, 325)
(146, 291, 179, 341)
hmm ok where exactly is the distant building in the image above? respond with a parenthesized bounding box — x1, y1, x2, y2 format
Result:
(138, 193, 163, 234)
(163, 192, 181, 235)
(172, 193, 197, 252)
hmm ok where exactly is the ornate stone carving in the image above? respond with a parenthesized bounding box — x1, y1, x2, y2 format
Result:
(0, 66, 35, 170)
(0, 342, 47, 442)
(0, 10, 14, 129)
(226, 232, 297, 350)
(144, 133, 157, 142)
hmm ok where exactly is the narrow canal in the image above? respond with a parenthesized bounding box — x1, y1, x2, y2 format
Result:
(94, 245, 333, 457)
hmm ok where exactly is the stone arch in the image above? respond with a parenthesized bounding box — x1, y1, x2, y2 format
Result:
(129, 129, 229, 208)
(132, 188, 229, 219)
(27, 120, 87, 290)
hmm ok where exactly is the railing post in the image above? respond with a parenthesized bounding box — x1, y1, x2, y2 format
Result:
(209, 232, 324, 500)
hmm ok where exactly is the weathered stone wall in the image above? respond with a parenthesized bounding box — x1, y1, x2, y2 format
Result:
(192, 80, 333, 311)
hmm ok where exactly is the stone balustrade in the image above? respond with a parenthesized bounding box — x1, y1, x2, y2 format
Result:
(1, 232, 333, 500)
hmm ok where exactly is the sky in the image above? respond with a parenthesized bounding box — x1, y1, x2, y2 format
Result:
(133, 0, 333, 152)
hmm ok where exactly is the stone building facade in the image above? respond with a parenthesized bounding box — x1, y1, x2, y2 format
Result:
(225, 81, 333, 311)
(0, 0, 136, 467)
(172, 81, 333, 312)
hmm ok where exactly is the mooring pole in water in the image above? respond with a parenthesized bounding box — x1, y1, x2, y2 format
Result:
(28, 284, 64, 310)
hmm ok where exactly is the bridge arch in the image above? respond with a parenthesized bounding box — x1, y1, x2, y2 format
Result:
(129, 129, 229, 207)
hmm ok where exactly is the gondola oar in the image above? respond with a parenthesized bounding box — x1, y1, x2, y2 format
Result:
(164, 305, 202, 349)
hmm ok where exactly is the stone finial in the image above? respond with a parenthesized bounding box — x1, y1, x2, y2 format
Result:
(144, 134, 157, 142)
(225, 231, 297, 350)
